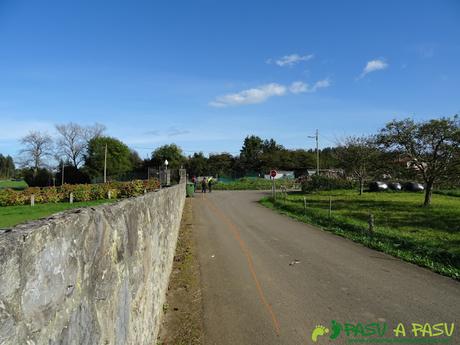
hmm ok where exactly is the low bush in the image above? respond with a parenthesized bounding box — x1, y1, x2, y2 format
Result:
(73, 184, 93, 202)
(0, 179, 160, 206)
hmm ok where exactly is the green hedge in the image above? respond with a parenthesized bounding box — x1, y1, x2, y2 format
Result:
(0, 179, 160, 206)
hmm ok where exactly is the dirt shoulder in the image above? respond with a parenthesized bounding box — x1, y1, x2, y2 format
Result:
(157, 198, 204, 345)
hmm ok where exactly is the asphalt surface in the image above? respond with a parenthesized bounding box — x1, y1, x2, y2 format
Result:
(193, 191, 460, 345)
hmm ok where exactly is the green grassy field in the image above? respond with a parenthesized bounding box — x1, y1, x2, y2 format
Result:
(260, 190, 460, 280)
(214, 177, 296, 190)
(0, 179, 28, 190)
(434, 189, 460, 198)
(0, 199, 116, 228)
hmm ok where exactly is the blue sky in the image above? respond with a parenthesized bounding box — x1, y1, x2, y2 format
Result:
(1, 0, 459, 160)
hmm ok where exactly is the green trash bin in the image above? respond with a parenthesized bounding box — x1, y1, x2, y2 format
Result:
(186, 182, 195, 197)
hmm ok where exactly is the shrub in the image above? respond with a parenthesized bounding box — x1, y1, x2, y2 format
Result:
(301, 175, 354, 193)
(39, 187, 62, 203)
(90, 183, 111, 200)
(72, 184, 93, 202)
(143, 179, 161, 191)
(23, 168, 54, 187)
(118, 180, 144, 198)
(0, 178, 160, 206)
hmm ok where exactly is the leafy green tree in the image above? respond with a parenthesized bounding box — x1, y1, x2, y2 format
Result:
(378, 116, 460, 206)
(262, 138, 283, 153)
(186, 152, 208, 176)
(259, 139, 284, 173)
(0, 154, 15, 178)
(129, 150, 143, 170)
(319, 147, 341, 168)
(208, 153, 235, 177)
(284, 149, 316, 177)
(151, 144, 186, 170)
(240, 135, 264, 174)
(23, 167, 53, 187)
(336, 136, 379, 195)
(84, 136, 133, 179)
(55, 164, 91, 185)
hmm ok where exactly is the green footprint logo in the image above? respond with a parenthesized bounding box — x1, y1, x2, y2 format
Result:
(330, 320, 342, 340)
(311, 325, 329, 342)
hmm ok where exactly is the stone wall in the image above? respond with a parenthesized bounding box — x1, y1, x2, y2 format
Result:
(0, 183, 186, 345)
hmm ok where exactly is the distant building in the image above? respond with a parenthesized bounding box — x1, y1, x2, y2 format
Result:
(264, 170, 295, 180)
(303, 169, 344, 178)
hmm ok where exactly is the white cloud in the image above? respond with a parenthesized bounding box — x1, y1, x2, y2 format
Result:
(312, 78, 331, 91)
(167, 126, 190, 137)
(289, 79, 330, 94)
(359, 59, 388, 78)
(267, 53, 314, 67)
(210, 79, 330, 107)
(209, 83, 287, 107)
(289, 81, 308, 94)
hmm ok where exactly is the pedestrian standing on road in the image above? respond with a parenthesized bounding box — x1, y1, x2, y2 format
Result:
(192, 176, 197, 191)
(208, 177, 213, 193)
(201, 177, 207, 193)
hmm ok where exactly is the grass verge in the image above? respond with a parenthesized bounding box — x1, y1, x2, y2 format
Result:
(260, 190, 460, 280)
(214, 177, 296, 190)
(0, 179, 28, 190)
(158, 198, 203, 345)
(0, 199, 116, 228)
(434, 189, 460, 198)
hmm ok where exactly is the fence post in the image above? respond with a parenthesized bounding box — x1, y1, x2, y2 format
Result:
(368, 213, 374, 234)
(303, 196, 307, 216)
(69, 192, 74, 204)
(329, 196, 332, 218)
(179, 168, 186, 183)
(108, 190, 111, 199)
(166, 169, 171, 186)
(30, 194, 35, 207)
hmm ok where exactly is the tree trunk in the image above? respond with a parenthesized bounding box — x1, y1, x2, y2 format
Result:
(423, 180, 434, 206)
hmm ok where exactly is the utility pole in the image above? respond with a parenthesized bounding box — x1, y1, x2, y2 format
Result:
(104, 143, 107, 183)
(315, 129, 319, 175)
(61, 161, 65, 185)
(308, 129, 320, 175)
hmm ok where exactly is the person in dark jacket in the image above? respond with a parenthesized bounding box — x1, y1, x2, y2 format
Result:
(208, 177, 213, 193)
(201, 177, 207, 193)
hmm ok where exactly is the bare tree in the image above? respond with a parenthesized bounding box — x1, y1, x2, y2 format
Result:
(19, 131, 54, 174)
(55, 123, 106, 168)
(84, 123, 106, 142)
(55, 123, 86, 168)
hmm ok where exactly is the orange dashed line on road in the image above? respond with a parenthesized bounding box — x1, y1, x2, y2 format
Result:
(202, 196, 281, 336)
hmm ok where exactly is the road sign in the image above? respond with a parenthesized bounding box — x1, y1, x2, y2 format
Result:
(270, 170, 277, 178)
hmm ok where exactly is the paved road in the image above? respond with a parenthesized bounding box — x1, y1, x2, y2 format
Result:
(192, 191, 459, 345)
